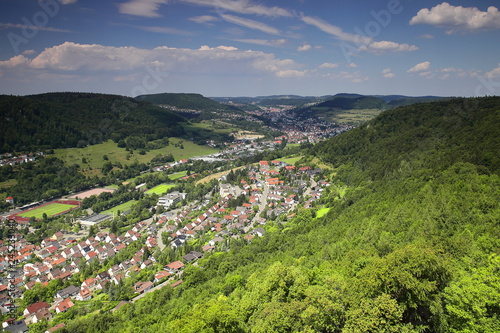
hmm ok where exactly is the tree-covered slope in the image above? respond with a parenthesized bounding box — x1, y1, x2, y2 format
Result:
(0, 93, 185, 153)
(135, 92, 242, 113)
(53, 97, 500, 333)
(314, 97, 500, 182)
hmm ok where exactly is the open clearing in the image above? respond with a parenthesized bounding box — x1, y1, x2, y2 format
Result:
(69, 188, 116, 200)
(278, 156, 303, 165)
(101, 200, 138, 215)
(316, 108, 383, 125)
(146, 184, 175, 196)
(54, 139, 217, 177)
(316, 207, 331, 218)
(19, 202, 79, 219)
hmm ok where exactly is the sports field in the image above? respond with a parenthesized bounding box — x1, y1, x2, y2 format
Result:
(19, 202, 79, 219)
(146, 184, 175, 195)
(101, 200, 137, 215)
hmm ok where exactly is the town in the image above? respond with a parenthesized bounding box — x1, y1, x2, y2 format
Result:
(0, 150, 331, 332)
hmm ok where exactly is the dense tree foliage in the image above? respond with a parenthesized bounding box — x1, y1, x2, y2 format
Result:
(37, 97, 500, 332)
(0, 93, 185, 153)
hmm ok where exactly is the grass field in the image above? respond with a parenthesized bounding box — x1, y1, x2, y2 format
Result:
(279, 156, 303, 165)
(316, 108, 383, 125)
(54, 138, 218, 177)
(146, 184, 175, 195)
(101, 200, 138, 215)
(187, 120, 242, 135)
(0, 179, 17, 190)
(20, 203, 79, 218)
(316, 207, 331, 218)
(169, 171, 188, 180)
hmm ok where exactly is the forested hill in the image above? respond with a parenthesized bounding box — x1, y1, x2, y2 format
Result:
(0, 93, 185, 153)
(135, 92, 242, 113)
(55, 97, 500, 333)
(314, 96, 500, 181)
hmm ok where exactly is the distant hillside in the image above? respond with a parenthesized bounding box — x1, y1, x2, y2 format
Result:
(317, 96, 386, 109)
(136, 92, 241, 113)
(315, 96, 500, 179)
(0, 92, 185, 153)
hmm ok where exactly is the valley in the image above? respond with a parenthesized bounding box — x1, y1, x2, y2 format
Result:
(0, 94, 499, 333)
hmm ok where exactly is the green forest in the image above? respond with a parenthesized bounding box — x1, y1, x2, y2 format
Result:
(43, 97, 499, 332)
(0, 93, 185, 153)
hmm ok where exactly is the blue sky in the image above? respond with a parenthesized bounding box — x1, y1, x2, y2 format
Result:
(0, 0, 499, 97)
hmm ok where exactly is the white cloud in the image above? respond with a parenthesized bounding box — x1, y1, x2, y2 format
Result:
(319, 62, 338, 69)
(410, 2, 500, 33)
(418, 34, 434, 39)
(439, 74, 450, 80)
(134, 25, 194, 35)
(0, 55, 30, 68)
(183, 0, 292, 17)
(419, 71, 433, 78)
(323, 70, 368, 83)
(0, 42, 303, 80)
(59, 0, 78, 4)
(189, 15, 220, 24)
(297, 44, 312, 52)
(485, 64, 500, 78)
(347, 63, 357, 68)
(359, 41, 419, 54)
(0, 22, 72, 33)
(220, 14, 280, 35)
(300, 15, 372, 44)
(408, 61, 431, 72)
(233, 39, 287, 47)
(275, 70, 307, 78)
(119, 0, 168, 18)
(382, 68, 395, 78)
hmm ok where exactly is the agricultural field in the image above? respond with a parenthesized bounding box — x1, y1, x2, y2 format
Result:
(19, 202, 79, 219)
(101, 200, 138, 215)
(186, 120, 241, 135)
(145, 184, 175, 196)
(278, 156, 303, 165)
(316, 108, 383, 125)
(54, 138, 218, 177)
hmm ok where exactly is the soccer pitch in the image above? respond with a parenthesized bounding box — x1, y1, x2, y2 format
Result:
(20, 203, 79, 219)
(145, 184, 175, 195)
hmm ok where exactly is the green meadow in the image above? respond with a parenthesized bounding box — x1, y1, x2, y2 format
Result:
(20, 203, 79, 219)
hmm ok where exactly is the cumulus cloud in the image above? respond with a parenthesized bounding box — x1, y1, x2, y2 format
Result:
(220, 14, 280, 35)
(297, 44, 312, 52)
(359, 41, 419, 54)
(408, 61, 431, 72)
(347, 63, 357, 68)
(300, 15, 372, 44)
(485, 64, 500, 78)
(382, 68, 395, 78)
(183, 0, 292, 17)
(410, 2, 500, 33)
(275, 70, 307, 78)
(0, 42, 303, 80)
(319, 62, 339, 69)
(119, 0, 168, 18)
